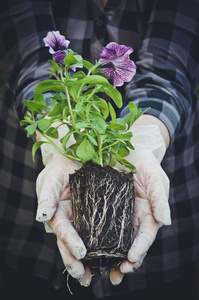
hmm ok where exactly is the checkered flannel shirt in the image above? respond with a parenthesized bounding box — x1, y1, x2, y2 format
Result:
(1, 0, 199, 297)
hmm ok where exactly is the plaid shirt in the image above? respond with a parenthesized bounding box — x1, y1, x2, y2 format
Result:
(1, 0, 199, 297)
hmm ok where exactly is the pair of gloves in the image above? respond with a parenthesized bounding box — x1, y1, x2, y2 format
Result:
(36, 123, 171, 286)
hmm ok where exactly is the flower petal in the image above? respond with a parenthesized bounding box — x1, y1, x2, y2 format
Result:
(103, 62, 136, 88)
(99, 42, 136, 88)
(53, 31, 70, 51)
(43, 31, 57, 54)
(100, 42, 133, 60)
(53, 50, 66, 64)
(43, 31, 70, 54)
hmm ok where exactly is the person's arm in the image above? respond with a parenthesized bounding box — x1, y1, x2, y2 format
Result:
(0, 0, 91, 285)
(110, 0, 199, 284)
(0, 0, 55, 119)
(120, 0, 199, 147)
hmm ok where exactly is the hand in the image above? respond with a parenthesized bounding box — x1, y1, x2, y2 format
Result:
(110, 124, 171, 285)
(36, 143, 92, 286)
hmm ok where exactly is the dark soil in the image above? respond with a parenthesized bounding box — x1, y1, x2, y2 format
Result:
(69, 161, 135, 269)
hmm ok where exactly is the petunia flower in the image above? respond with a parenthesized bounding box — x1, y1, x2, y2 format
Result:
(99, 42, 136, 88)
(52, 50, 66, 65)
(43, 31, 70, 64)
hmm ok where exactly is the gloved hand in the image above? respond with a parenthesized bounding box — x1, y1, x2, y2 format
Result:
(35, 126, 92, 286)
(110, 124, 171, 285)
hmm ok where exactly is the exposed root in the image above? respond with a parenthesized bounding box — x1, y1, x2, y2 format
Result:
(66, 272, 73, 295)
(69, 161, 135, 269)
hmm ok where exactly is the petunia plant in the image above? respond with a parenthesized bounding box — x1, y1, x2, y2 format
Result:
(20, 30, 145, 172)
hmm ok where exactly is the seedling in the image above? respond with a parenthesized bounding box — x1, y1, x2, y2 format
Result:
(20, 31, 146, 269)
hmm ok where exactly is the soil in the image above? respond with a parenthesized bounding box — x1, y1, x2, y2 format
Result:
(69, 161, 135, 269)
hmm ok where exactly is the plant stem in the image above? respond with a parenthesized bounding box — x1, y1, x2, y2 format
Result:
(101, 140, 120, 152)
(86, 87, 97, 101)
(37, 130, 65, 155)
(37, 129, 81, 162)
(84, 104, 103, 167)
(97, 134, 103, 167)
(77, 61, 100, 98)
(64, 84, 76, 129)
(87, 61, 101, 77)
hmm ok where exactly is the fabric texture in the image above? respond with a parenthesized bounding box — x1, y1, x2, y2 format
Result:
(0, 0, 199, 297)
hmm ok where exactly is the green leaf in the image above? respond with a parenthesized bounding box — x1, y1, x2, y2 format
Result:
(129, 102, 138, 112)
(73, 55, 83, 68)
(75, 122, 90, 130)
(34, 93, 46, 106)
(20, 119, 31, 126)
(51, 93, 62, 101)
(37, 118, 51, 131)
(125, 140, 134, 150)
(97, 85, 122, 108)
(112, 141, 122, 152)
(61, 131, 74, 149)
(26, 111, 32, 118)
(50, 98, 58, 108)
(89, 114, 107, 133)
(48, 102, 62, 117)
(108, 118, 126, 130)
(97, 98, 109, 120)
(121, 131, 133, 140)
(34, 80, 65, 95)
(46, 127, 59, 139)
(76, 138, 95, 162)
(64, 54, 83, 69)
(77, 75, 110, 86)
(64, 55, 78, 68)
(75, 102, 85, 113)
(23, 100, 49, 113)
(72, 71, 86, 80)
(26, 123, 37, 135)
(114, 153, 136, 173)
(68, 143, 79, 153)
(117, 146, 130, 157)
(125, 103, 150, 128)
(104, 86, 122, 108)
(64, 148, 78, 160)
(100, 134, 108, 144)
(125, 110, 136, 129)
(86, 134, 98, 146)
(62, 105, 70, 119)
(83, 60, 93, 70)
(108, 102, 116, 121)
(60, 92, 67, 100)
(32, 141, 47, 162)
(48, 59, 63, 72)
(108, 160, 116, 167)
(92, 157, 101, 165)
(74, 132, 84, 144)
(91, 103, 101, 113)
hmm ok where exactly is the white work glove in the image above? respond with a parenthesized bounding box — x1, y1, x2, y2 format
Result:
(35, 126, 92, 286)
(110, 124, 171, 285)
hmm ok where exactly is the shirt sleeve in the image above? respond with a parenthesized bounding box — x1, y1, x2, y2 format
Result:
(0, 0, 56, 120)
(120, 0, 199, 146)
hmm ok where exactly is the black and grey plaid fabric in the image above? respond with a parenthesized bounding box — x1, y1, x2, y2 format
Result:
(1, 0, 199, 297)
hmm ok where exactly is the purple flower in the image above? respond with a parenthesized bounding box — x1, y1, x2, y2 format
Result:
(99, 42, 136, 88)
(43, 31, 70, 64)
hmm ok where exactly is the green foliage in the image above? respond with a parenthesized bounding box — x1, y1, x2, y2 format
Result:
(20, 51, 145, 172)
